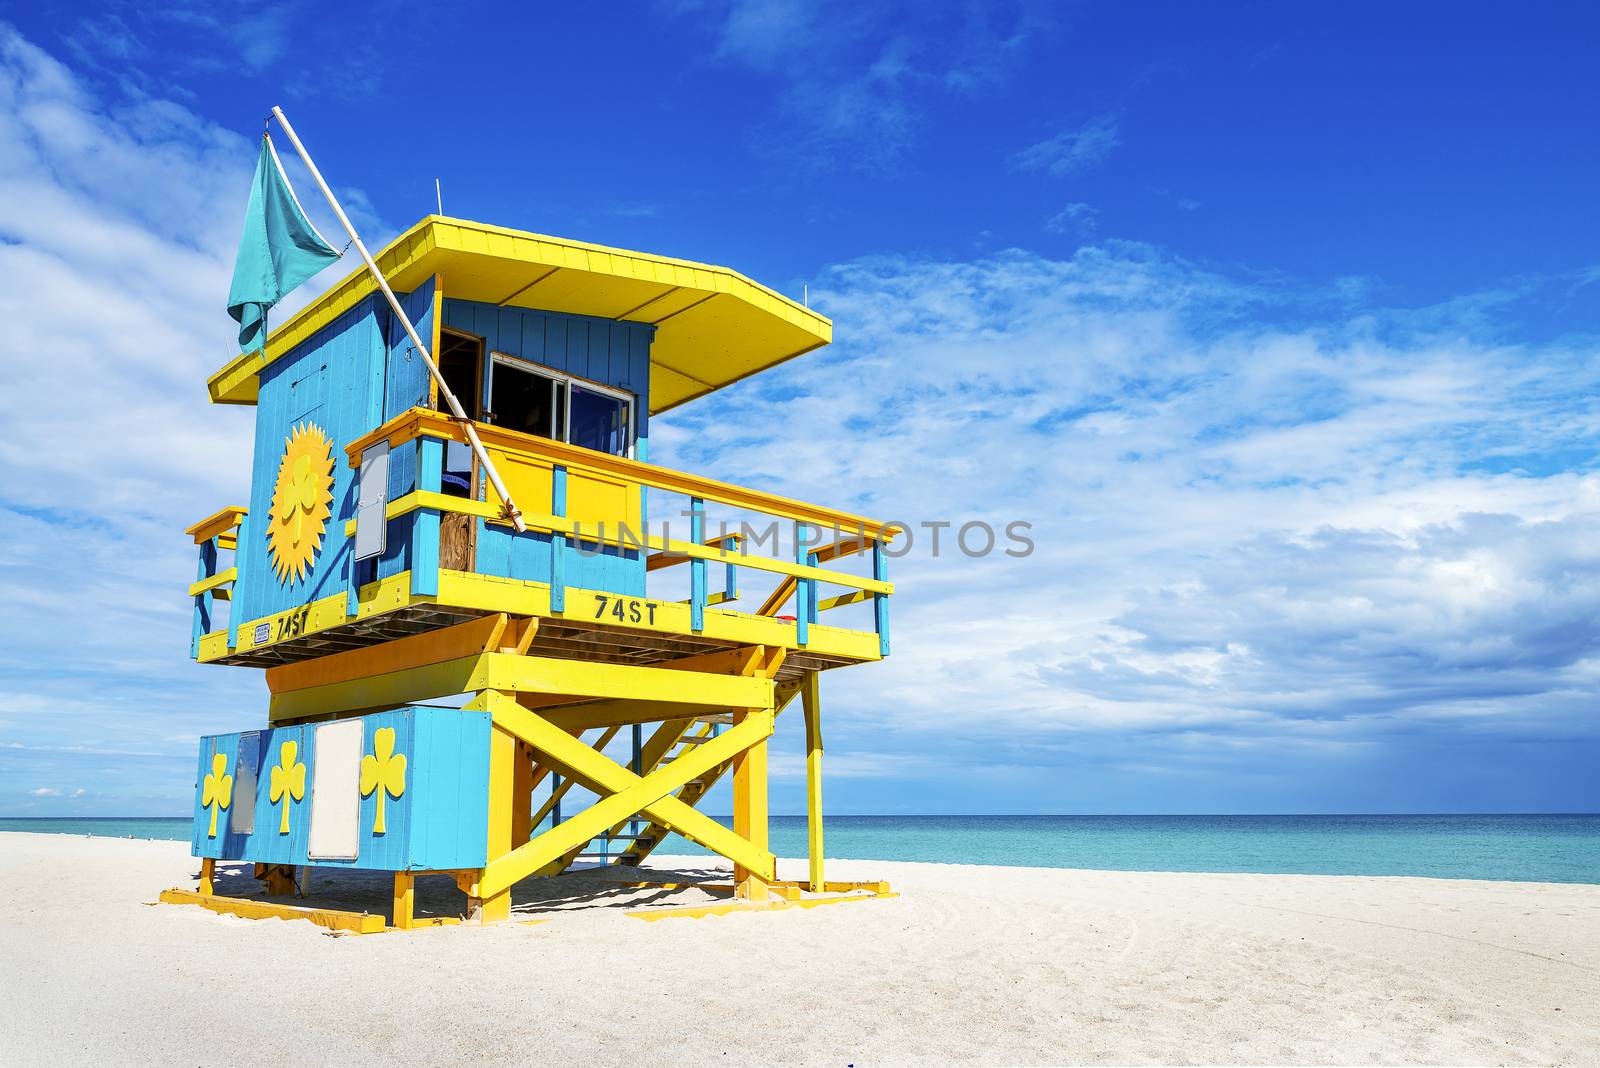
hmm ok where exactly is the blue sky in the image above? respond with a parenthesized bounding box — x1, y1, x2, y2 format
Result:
(2, 2, 1599, 816)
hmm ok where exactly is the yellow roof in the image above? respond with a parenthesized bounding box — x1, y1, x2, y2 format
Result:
(207, 215, 832, 413)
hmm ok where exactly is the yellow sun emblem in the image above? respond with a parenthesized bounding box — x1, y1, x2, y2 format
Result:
(267, 422, 336, 584)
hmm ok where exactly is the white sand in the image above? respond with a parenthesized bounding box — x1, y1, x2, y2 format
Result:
(1, 832, 1596, 1066)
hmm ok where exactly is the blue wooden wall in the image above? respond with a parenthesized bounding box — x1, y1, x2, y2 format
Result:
(234, 296, 383, 627)
(233, 282, 436, 629)
(190, 706, 490, 872)
(232, 283, 657, 631)
(442, 298, 653, 596)
(440, 298, 653, 406)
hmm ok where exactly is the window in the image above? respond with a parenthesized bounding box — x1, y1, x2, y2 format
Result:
(486, 352, 633, 458)
(569, 384, 630, 456)
(489, 356, 563, 439)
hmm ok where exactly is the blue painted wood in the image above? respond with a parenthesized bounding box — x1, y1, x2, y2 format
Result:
(795, 523, 811, 646)
(234, 295, 387, 628)
(227, 510, 250, 652)
(690, 499, 706, 632)
(188, 707, 492, 872)
(411, 437, 442, 597)
(375, 436, 418, 585)
(192, 539, 215, 657)
(251, 725, 310, 866)
(410, 708, 491, 871)
(384, 276, 436, 421)
(551, 464, 567, 613)
(807, 550, 820, 626)
(874, 541, 890, 656)
(440, 298, 651, 436)
(191, 732, 241, 860)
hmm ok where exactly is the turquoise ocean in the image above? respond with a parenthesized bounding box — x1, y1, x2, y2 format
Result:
(3, 813, 1597, 884)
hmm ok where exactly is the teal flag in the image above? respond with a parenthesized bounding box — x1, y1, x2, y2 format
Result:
(227, 135, 343, 352)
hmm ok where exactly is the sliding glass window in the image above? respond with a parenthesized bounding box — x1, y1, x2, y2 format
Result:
(486, 353, 633, 458)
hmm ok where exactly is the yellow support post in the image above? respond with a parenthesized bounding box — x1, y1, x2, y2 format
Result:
(513, 740, 533, 846)
(732, 707, 770, 902)
(198, 857, 215, 896)
(262, 864, 295, 896)
(392, 871, 415, 930)
(476, 718, 519, 923)
(801, 670, 824, 894)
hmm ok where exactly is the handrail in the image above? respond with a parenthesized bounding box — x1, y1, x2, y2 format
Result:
(344, 407, 898, 541)
(188, 567, 238, 597)
(757, 536, 871, 616)
(344, 491, 894, 596)
(187, 506, 248, 545)
(647, 533, 743, 572)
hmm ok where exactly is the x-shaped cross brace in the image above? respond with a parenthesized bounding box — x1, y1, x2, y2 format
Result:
(473, 691, 775, 900)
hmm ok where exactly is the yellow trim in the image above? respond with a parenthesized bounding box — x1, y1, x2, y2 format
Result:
(346, 485, 891, 593)
(647, 532, 743, 572)
(343, 489, 503, 536)
(265, 614, 507, 693)
(229, 572, 416, 658)
(268, 650, 774, 723)
(157, 888, 387, 934)
(482, 654, 774, 706)
(437, 571, 884, 663)
(206, 215, 831, 412)
(186, 506, 247, 544)
(196, 630, 230, 661)
(187, 567, 237, 597)
(207, 568, 883, 667)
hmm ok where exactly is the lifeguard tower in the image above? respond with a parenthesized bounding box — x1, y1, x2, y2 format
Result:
(172, 215, 896, 930)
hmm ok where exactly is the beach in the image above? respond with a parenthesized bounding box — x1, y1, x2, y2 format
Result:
(1, 832, 1596, 1066)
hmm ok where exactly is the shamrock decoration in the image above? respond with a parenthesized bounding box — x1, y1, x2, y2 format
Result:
(359, 727, 406, 835)
(268, 739, 306, 835)
(200, 752, 233, 839)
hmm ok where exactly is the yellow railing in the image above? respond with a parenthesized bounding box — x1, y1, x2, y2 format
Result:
(345, 408, 893, 651)
(185, 506, 247, 657)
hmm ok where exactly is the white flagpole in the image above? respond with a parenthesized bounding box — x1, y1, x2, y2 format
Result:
(269, 105, 527, 533)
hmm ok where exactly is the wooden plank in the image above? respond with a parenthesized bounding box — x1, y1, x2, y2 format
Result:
(479, 654, 774, 708)
(266, 614, 507, 694)
(158, 888, 387, 934)
(802, 671, 824, 893)
(186, 567, 238, 598)
(186, 506, 248, 544)
(647, 532, 743, 571)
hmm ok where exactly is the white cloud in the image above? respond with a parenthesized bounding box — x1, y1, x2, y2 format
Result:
(657, 243, 1600, 756)
(0, 25, 374, 812)
(1012, 114, 1121, 177)
(28, 787, 60, 798)
(3, 21, 1597, 815)
(1045, 201, 1097, 235)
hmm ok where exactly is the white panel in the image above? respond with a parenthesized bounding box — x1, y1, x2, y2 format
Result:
(308, 719, 363, 860)
(353, 441, 389, 562)
(230, 732, 259, 835)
